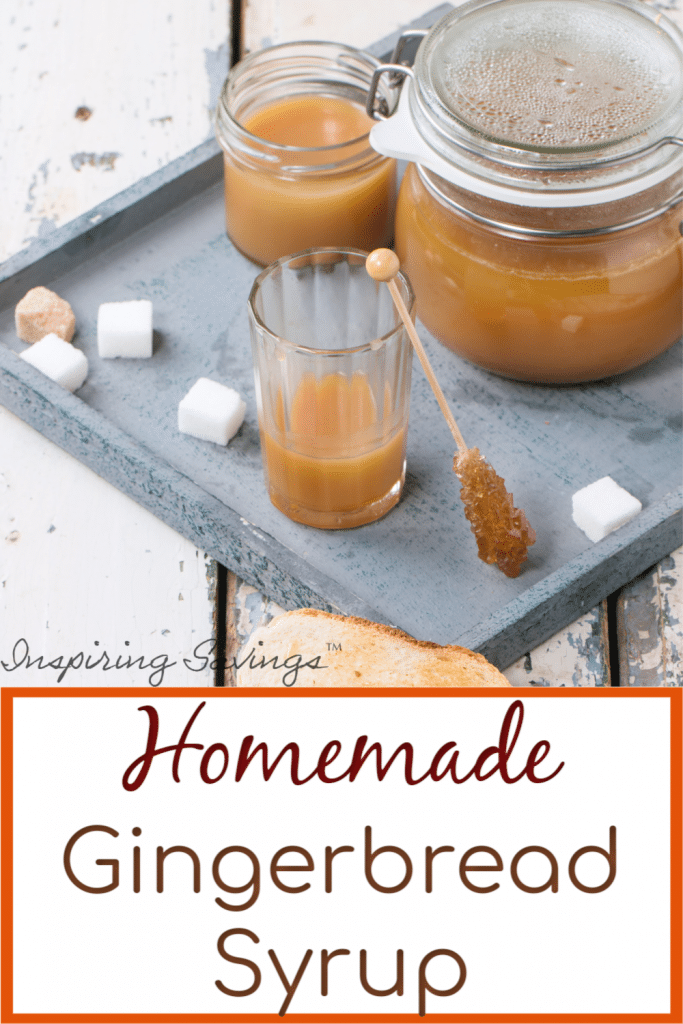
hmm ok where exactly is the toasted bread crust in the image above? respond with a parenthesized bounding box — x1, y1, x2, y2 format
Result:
(234, 608, 509, 688)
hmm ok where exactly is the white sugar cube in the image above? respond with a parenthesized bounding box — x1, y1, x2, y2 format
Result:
(20, 333, 88, 392)
(97, 299, 153, 358)
(178, 378, 246, 445)
(572, 476, 642, 542)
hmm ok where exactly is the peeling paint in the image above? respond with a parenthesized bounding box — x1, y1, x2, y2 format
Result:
(233, 581, 285, 648)
(24, 173, 37, 213)
(37, 216, 57, 237)
(235, 584, 259, 639)
(203, 42, 229, 126)
(505, 604, 610, 686)
(71, 151, 120, 172)
(618, 550, 683, 686)
(204, 555, 217, 606)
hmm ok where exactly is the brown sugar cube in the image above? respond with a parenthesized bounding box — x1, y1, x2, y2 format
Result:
(15, 286, 76, 343)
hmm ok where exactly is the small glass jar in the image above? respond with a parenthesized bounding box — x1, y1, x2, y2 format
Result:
(215, 42, 398, 267)
(369, 0, 683, 383)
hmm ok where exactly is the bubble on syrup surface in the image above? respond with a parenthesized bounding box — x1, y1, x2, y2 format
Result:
(428, 0, 683, 150)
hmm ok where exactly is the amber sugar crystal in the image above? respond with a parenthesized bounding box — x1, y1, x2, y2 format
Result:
(454, 447, 535, 578)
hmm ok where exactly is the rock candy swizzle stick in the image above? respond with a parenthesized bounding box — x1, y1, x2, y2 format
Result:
(366, 249, 535, 578)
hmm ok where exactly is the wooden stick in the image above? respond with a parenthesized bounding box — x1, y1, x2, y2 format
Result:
(366, 249, 468, 454)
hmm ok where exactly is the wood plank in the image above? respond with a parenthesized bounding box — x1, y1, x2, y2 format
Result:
(2, 0, 230, 262)
(242, 0, 683, 54)
(617, 545, 683, 686)
(1, 0, 230, 686)
(242, 0, 450, 53)
(0, 405, 216, 686)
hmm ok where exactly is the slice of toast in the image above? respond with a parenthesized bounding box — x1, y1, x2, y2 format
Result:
(234, 608, 509, 688)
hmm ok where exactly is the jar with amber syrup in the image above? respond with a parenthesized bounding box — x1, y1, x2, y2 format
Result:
(367, 0, 683, 383)
(215, 42, 398, 267)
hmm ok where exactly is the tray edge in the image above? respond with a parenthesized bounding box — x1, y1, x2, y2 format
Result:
(0, 348, 392, 626)
(2, 344, 681, 670)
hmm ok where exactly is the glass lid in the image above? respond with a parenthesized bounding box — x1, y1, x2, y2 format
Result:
(417, 0, 683, 157)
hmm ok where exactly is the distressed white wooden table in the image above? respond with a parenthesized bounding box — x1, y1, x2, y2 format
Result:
(2, 0, 681, 688)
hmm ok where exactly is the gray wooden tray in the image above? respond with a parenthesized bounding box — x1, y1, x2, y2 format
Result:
(1, 6, 681, 669)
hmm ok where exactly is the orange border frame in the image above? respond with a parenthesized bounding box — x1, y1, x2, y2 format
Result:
(1, 686, 681, 1024)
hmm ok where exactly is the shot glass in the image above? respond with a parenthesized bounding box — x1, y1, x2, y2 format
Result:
(248, 248, 414, 529)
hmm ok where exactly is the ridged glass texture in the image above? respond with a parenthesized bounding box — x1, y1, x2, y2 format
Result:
(248, 249, 414, 528)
